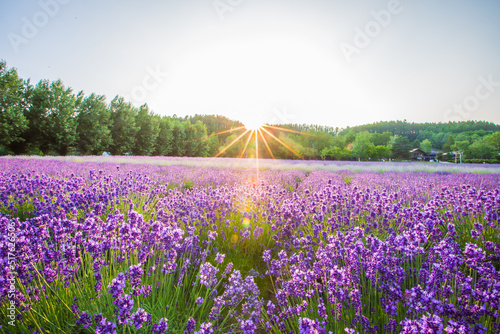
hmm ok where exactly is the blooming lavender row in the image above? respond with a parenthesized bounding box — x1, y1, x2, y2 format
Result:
(0, 158, 499, 333)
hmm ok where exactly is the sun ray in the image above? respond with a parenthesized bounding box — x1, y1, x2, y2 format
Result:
(263, 125, 324, 138)
(195, 126, 246, 142)
(215, 129, 250, 157)
(255, 129, 259, 160)
(255, 130, 259, 179)
(260, 127, 303, 159)
(208, 123, 311, 160)
(263, 125, 305, 135)
(258, 128, 275, 159)
(239, 130, 254, 158)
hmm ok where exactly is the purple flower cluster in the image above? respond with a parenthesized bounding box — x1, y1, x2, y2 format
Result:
(151, 318, 168, 334)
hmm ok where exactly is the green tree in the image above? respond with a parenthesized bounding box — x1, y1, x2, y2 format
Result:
(76, 94, 112, 154)
(370, 145, 391, 160)
(133, 104, 159, 156)
(352, 131, 372, 161)
(389, 135, 411, 160)
(321, 147, 353, 161)
(371, 132, 392, 146)
(442, 134, 455, 152)
(182, 119, 209, 157)
(455, 133, 470, 143)
(206, 134, 220, 156)
(484, 132, 500, 154)
(331, 135, 346, 149)
(0, 61, 28, 152)
(420, 139, 432, 153)
(109, 96, 138, 155)
(190, 120, 209, 157)
(300, 131, 333, 159)
(451, 140, 469, 163)
(170, 120, 186, 156)
(466, 139, 495, 159)
(24, 80, 78, 155)
(183, 120, 197, 157)
(344, 132, 356, 145)
(154, 116, 173, 156)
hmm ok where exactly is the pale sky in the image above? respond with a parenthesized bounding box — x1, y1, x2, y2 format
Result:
(1, 0, 500, 129)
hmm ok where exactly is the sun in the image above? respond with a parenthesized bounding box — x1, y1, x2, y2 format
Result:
(242, 119, 266, 131)
(212, 123, 305, 160)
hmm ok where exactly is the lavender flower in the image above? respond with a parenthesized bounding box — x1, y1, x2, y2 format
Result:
(199, 262, 219, 289)
(152, 318, 168, 334)
(194, 322, 213, 334)
(215, 252, 225, 264)
(185, 317, 196, 333)
(130, 308, 150, 329)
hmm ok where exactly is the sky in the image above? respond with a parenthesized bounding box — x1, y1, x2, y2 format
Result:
(1, 0, 500, 129)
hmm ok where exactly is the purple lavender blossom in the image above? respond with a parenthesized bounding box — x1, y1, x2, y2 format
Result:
(215, 252, 225, 264)
(107, 273, 126, 298)
(299, 317, 326, 334)
(130, 308, 150, 329)
(194, 322, 213, 334)
(152, 318, 168, 334)
(185, 317, 196, 333)
(75, 311, 92, 328)
(198, 262, 219, 289)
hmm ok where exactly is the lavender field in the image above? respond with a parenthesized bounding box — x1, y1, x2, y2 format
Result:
(1, 157, 499, 334)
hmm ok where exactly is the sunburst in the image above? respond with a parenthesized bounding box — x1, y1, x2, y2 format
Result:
(212, 123, 305, 160)
(242, 119, 265, 131)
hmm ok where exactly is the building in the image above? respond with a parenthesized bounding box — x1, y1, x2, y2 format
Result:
(409, 148, 438, 161)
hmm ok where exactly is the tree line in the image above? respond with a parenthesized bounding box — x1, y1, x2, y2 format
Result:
(0, 61, 243, 157)
(1, 61, 499, 162)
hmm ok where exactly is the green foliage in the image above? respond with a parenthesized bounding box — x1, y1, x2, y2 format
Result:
(76, 94, 112, 155)
(352, 131, 372, 161)
(133, 104, 159, 155)
(442, 134, 455, 153)
(419, 138, 432, 153)
(170, 120, 187, 156)
(109, 96, 139, 155)
(154, 116, 174, 156)
(0, 61, 28, 148)
(451, 140, 469, 163)
(341, 120, 500, 142)
(217, 131, 242, 158)
(184, 120, 209, 157)
(389, 135, 411, 160)
(188, 114, 243, 140)
(0, 145, 13, 156)
(321, 146, 353, 161)
(451, 140, 469, 154)
(484, 132, 500, 153)
(370, 145, 391, 160)
(24, 79, 78, 155)
(371, 131, 392, 146)
(467, 139, 496, 159)
(206, 135, 220, 156)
